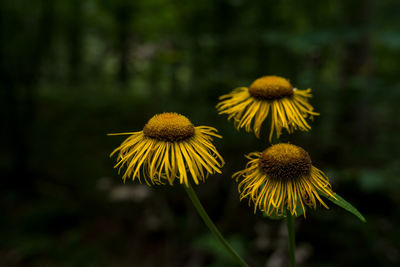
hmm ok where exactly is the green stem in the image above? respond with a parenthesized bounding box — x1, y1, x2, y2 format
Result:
(184, 184, 249, 267)
(271, 124, 296, 266)
(286, 212, 296, 267)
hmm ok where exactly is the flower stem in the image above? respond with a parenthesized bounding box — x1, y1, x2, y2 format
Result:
(184, 184, 249, 267)
(286, 212, 296, 267)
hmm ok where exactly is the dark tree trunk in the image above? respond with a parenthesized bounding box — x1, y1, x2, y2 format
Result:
(341, 0, 372, 81)
(115, 1, 133, 87)
(68, 0, 84, 85)
(1, 0, 55, 193)
(339, 0, 373, 157)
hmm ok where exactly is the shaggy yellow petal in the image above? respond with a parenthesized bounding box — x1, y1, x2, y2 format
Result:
(109, 112, 224, 186)
(216, 76, 319, 142)
(234, 144, 336, 217)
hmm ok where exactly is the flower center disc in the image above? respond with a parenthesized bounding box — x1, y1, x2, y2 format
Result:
(143, 112, 195, 142)
(259, 143, 311, 180)
(248, 76, 294, 100)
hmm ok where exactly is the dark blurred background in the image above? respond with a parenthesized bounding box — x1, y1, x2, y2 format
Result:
(1, 0, 399, 266)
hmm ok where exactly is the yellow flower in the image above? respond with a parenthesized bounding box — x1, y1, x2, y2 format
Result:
(216, 75, 319, 141)
(109, 112, 224, 187)
(233, 143, 336, 217)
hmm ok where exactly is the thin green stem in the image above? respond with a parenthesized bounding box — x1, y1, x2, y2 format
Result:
(270, 124, 296, 266)
(286, 212, 296, 267)
(184, 184, 249, 267)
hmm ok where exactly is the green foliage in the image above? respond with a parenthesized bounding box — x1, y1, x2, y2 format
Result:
(263, 191, 366, 223)
(194, 233, 247, 267)
(320, 191, 367, 223)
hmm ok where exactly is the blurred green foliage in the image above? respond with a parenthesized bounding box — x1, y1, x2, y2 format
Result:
(1, 0, 399, 266)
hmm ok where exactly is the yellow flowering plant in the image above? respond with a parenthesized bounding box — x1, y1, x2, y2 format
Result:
(217, 75, 318, 142)
(109, 112, 224, 186)
(109, 112, 249, 267)
(218, 75, 365, 267)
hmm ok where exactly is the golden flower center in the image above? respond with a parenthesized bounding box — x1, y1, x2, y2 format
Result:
(248, 76, 294, 100)
(259, 143, 311, 180)
(143, 112, 195, 142)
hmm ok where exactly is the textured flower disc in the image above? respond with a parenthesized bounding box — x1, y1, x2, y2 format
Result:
(259, 143, 311, 181)
(143, 113, 195, 141)
(248, 76, 294, 100)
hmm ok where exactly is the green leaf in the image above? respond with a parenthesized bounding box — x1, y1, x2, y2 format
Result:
(320, 192, 366, 223)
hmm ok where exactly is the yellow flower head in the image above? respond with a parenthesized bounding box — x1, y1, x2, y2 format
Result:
(233, 143, 336, 217)
(216, 75, 319, 141)
(109, 112, 225, 187)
